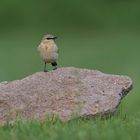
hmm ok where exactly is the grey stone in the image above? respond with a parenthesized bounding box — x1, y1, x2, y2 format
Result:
(0, 67, 133, 123)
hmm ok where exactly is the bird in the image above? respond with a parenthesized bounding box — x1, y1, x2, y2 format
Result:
(37, 34, 59, 72)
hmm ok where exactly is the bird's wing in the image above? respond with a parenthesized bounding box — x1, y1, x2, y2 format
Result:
(37, 43, 41, 51)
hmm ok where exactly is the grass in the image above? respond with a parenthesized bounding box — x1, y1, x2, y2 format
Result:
(0, 29, 139, 140)
(0, 113, 140, 140)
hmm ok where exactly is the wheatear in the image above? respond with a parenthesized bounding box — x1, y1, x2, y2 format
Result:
(37, 34, 59, 72)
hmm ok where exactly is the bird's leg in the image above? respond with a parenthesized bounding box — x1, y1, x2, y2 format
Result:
(44, 62, 48, 72)
(51, 62, 57, 70)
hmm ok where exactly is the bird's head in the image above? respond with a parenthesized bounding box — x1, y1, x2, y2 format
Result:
(43, 34, 58, 41)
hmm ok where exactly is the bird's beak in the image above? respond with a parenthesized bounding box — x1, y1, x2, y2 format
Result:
(53, 36, 58, 39)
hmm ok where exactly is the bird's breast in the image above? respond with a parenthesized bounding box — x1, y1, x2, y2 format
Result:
(38, 43, 58, 63)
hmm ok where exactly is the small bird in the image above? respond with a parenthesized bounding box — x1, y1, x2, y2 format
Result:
(37, 34, 59, 72)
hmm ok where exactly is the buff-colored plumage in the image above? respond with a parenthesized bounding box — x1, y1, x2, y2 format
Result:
(38, 38, 58, 63)
(37, 34, 58, 72)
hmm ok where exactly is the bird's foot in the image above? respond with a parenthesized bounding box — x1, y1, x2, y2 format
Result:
(44, 70, 48, 72)
(53, 67, 57, 70)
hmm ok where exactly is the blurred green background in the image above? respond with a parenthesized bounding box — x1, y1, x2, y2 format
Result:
(0, 0, 139, 116)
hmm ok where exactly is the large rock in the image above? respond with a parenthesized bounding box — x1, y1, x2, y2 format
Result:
(0, 67, 133, 123)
